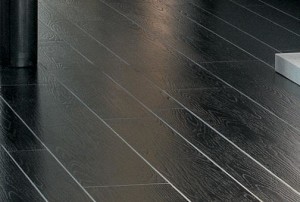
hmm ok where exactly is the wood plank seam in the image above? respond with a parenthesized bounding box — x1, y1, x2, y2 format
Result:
(1, 145, 49, 202)
(57, 80, 191, 202)
(257, 0, 300, 21)
(0, 97, 97, 202)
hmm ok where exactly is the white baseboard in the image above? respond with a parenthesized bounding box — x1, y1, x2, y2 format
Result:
(275, 53, 300, 85)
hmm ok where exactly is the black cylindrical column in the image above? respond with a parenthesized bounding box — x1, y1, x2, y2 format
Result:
(0, 0, 37, 68)
(0, 0, 10, 66)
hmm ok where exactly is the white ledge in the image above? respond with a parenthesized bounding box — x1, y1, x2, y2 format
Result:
(275, 53, 300, 85)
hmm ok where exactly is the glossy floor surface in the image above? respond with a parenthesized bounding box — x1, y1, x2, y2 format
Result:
(1, 0, 300, 201)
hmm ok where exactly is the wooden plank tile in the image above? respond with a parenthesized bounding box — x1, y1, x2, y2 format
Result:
(38, 42, 93, 71)
(44, 0, 253, 65)
(1, 83, 164, 187)
(38, 1, 124, 68)
(202, 61, 300, 131)
(86, 184, 186, 202)
(107, 118, 259, 201)
(164, 0, 277, 66)
(232, 2, 300, 47)
(56, 68, 150, 119)
(11, 150, 93, 201)
(258, 0, 300, 20)
(39, 39, 181, 111)
(170, 87, 300, 192)
(0, 147, 45, 201)
(101, 66, 182, 111)
(0, 101, 43, 152)
(38, 21, 62, 43)
(230, 0, 264, 6)
(187, 0, 300, 51)
(40, 1, 231, 90)
(157, 108, 300, 201)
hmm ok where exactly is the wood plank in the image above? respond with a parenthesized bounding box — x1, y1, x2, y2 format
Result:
(0, 101, 43, 152)
(258, 0, 300, 20)
(43, 0, 253, 65)
(39, 42, 94, 71)
(42, 0, 300, 133)
(163, 0, 277, 66)
(202, 60, 300, 132)
(39, 40, 182, 111)
(107, 118, 259, 201)
(93, 0, 276, 65)
(186, 0, 300, 51)
(1, 83, 164, 187)
(37, 32, 300, 200)
(230, 0, 264, 6)
(79, 19, 230, 89)
(35, 0, 300, 200)
(37, 1, 300, 197)
(0, 147, 45, 201)
(157, 108, 300, 201)
(169, 87, 300, 192)
(77, 19, 228, 90)
(38, 0, 124, 69)
(38, 21, 62, 43)
(41, 0, 230, 90)
(86, 184, 186, 202)
(11, 150, 93, 201)
(54, 67, 150, 119)
(231, 0, 300, 41)
(39, 44, 151, 119)
(101, 66, 182, 111)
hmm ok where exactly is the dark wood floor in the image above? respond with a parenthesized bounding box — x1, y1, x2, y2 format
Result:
(1, 0, 300, 201)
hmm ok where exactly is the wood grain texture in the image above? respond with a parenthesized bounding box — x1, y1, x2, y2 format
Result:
(170, 87, 300, 192)
(55, 67, 151, 119)
(157, 108, 300, 201)
(1, 83, 81, 130)
(45, 0, 253, 65)
(2, 0, 296, 200)
(86, 184, 186, 202)
(11, 150, 93, 201)
(39, 42, 94, 71)
(39, 44, 151, 119)
(98, 65, 182, 111)
(0, 101, 43, 152)
(76, 19, 228, 90)
(95, 0, 299, 66)
(45, 0, 300, 135)
(38, 0, 300, 198)
(231, 0, 300, 40)
(202, 61, 300, 131)
(107, 118, 258, 201)
(163, 0, 277, 66)
(39, 39, 182, 111)
(99, 0, 275, 66)
(230, 0, 264, 6)
(2, 66, 149, 121)
(0, 148, 45, 202)
(38, 0, 124, 69)
(42, 0, 231, 91)
(258, 0, 300, 20)
(1, 84, 164, 187)
(38, 21, 62, 43)
(31, 113, 164, 187)
(186, 0, 300, 51)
